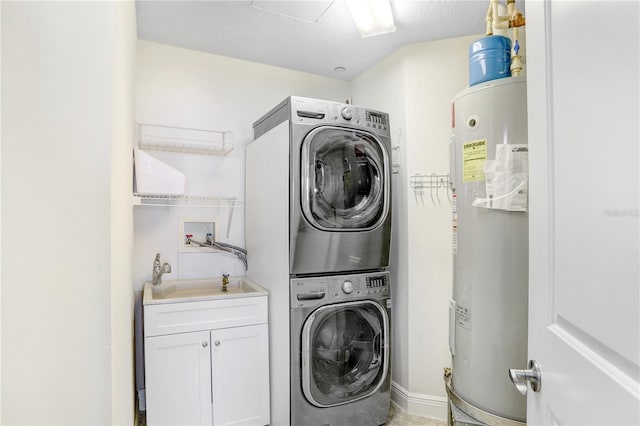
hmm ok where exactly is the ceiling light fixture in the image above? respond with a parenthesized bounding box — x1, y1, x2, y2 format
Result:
(346, 0, 397, 39)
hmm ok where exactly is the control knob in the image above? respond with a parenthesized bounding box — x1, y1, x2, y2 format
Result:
(341, 107, 353, 120)
(342, 280, 354, 294)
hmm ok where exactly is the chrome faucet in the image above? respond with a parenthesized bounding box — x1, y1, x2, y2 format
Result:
(152, 253, 172, 285)
(186, 237, 248, 270)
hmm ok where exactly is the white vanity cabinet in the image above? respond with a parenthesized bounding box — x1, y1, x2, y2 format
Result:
(210, 324, 270, 425)
(145, 330, 214, 426)
(143, 283, 270, 426)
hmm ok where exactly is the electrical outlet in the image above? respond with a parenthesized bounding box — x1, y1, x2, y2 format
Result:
(179, 218, 218, 253)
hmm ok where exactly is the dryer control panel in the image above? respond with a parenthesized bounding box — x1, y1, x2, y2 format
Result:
(290, 97, 390, 134)
(290, 271, 390, 308)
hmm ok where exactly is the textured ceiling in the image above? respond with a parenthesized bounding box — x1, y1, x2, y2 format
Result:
(136, 1, 509, 81)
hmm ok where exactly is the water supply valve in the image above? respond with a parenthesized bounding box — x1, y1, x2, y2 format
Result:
(222, 273, 229, 292)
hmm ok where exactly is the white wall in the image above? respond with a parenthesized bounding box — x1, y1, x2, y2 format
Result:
(1, 2, 136, 424)
(352, 34, 478, 419)
(0, 2, 3, 420)
(134, 41, 349, 289)
(403, 37, 475, 400)
(111, 2, 138, 425)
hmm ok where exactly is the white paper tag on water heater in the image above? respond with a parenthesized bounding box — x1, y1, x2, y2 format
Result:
(472, 144, 528, 212)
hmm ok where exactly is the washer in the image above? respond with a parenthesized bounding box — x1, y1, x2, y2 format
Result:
(290, 271, 392, 426)
(252, 96, 392, 276)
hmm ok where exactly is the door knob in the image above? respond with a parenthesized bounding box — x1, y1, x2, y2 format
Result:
(509, 359, 542, 395)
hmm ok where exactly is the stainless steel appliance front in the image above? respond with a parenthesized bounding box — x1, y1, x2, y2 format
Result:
(290, 271, 392, 425)
(253, 96, 392, 276)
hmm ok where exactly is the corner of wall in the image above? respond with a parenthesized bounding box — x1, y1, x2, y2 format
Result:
(0, 2, 3, 421)
(111, 1, 138, 424)
(391, 381, 448, 420)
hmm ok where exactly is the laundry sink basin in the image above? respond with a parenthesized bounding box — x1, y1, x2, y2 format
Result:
(143, 276, 268, 305)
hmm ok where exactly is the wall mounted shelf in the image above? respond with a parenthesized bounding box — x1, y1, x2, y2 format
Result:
(134, 124, 240, 237)
(133, 194, 240, 209)
(133, 194, 241, 239)
(138, 123, 233, 156)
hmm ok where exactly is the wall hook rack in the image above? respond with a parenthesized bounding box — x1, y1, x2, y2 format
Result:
(409, 173, 452, 203)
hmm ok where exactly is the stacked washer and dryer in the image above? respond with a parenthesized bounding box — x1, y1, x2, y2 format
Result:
(246, 97, 393, 426)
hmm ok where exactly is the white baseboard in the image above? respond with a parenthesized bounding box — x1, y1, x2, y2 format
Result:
(391, 381, 448, 421)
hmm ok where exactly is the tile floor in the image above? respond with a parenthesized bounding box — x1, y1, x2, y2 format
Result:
(136, 401, 446, 426)
(384, 402, 447, 426)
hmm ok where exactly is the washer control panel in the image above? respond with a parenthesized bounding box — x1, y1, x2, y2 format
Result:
(364, 274, 390, 297)
(291, 271, 390, 308)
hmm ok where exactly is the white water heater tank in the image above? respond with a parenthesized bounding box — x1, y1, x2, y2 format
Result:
(449, 76, 528, 422)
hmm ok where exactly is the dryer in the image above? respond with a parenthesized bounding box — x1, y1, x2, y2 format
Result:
(252, 96, 392, 275)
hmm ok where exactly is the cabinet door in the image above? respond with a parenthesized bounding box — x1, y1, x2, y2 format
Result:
(145, 331, 213, 426)
(211, 324, 270, 425)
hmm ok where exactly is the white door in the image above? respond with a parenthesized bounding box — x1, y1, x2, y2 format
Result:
(525, 1, 639, 424)
(210, 324, 270, 425)
(145, 331, 213, 426)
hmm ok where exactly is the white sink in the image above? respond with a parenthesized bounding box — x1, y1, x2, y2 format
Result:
(143, 276, 268, 305)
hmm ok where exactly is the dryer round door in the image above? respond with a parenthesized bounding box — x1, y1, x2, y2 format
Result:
(301, 126, 389, 231)
(301, 300, 389, 407)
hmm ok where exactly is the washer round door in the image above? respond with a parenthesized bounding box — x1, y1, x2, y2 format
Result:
(301, 126, 389, 231)
(301, 300, 389, 407)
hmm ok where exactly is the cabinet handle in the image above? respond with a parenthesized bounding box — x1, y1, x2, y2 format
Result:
(214, 340, 221, 346)
(202, 341, 208, 348)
